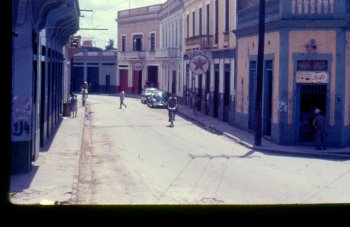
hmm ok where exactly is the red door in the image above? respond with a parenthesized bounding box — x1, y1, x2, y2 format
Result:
(133, 71, 140, 94)
(119, 69, 128, 93)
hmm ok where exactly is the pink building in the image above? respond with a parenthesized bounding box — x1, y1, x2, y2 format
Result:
(116, 5, 163, 94)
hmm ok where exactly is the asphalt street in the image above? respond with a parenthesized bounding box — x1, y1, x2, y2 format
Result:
(76, 95, 350, 204)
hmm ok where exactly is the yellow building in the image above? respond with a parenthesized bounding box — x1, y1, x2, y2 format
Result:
(182, 0, 237, 123)
(235, 0, 350, 147)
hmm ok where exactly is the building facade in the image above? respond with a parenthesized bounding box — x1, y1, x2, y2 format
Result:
(235, 0, 350, 147)
(12, 0, 80, 173)
(117, 4, 163, 94)
(157, 0, 186, 97)
(182, 0, 237, 124)
(72, 50, 118, 94)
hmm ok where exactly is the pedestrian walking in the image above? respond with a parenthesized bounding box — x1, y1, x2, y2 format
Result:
(192, 91, 196, 115)
(119, 90, 127, 109)
(81, 88, 88, 107)
(312, 108, 327, 150)
(70, 94, 78, 118)
(81, 81, 88, 90)
(205, 92, 210, 114)
(193, 92, 200, 116)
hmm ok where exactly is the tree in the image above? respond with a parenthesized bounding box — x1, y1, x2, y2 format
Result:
(105, 39, 115, 51)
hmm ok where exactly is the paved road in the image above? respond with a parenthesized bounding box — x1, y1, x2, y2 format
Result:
(76, 95, 350, 205)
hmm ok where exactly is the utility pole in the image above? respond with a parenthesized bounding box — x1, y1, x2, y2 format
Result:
(254, 0, 265, 146)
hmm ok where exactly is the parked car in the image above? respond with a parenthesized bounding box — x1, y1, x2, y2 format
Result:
(147, 90, 168, 108)
(141, 87, 158, 104)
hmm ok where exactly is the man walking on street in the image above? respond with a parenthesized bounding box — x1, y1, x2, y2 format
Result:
(120, 90, 127, 109)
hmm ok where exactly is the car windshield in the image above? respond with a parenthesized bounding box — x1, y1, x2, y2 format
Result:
(153, 92, 168, 100)
(144, 88, 157, 95)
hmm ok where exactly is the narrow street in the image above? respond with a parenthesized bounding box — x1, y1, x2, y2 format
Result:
(75, 95, 350, 204)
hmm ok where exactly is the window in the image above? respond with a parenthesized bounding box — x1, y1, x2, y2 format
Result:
(186, 14, 189, 38)
(225, 0, 230, 32)
(206, 4, 210, 35)
(215, 0, 219, 44)
(121, 36, 126, 51)
(133, 34, 143, 51)
(150, 33, 156, 51)
(199, 8, 202, 36)
(192, 11, 196, 37)
(297, 60, 328, 71)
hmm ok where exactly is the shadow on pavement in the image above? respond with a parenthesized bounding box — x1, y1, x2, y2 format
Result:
(9, 166, 39, 196)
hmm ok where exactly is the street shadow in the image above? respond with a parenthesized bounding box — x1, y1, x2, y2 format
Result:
(41, 117, 63, 152)
(259, 149, 350, 162)
(9, 165, 39, 197)
(188, 150, 259, 160)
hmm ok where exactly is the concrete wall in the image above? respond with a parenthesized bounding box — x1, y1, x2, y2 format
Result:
(345, 32, 350, 127)
(236, 32, 280, 125)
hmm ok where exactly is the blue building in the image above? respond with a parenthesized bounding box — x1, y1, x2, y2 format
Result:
(12, 0, 80, 173)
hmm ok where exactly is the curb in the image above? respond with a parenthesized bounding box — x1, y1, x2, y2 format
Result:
(177, 109, 350, 160)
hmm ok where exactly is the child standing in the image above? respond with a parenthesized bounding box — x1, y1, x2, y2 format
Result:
(70, 95, 78, 118)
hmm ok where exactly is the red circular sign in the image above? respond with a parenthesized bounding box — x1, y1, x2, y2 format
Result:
(189, 54, 210, 75)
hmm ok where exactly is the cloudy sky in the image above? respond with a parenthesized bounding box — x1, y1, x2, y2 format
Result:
(76, 0, 166, 49)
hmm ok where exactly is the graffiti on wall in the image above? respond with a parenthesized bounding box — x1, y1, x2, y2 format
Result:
(278, 95, 288, 113)
(12, 96, 32, 141)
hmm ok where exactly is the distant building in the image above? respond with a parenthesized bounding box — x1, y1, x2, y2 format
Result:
(117, 4, 163, 94)
(71, 50, 118, 94)
(83, 40, 93, 47)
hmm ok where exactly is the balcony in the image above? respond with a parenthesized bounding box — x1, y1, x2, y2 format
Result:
(237, 0, 349, 31)
(118, 51, 146, 60)
(155, 47, 181, 59)
(185, 35, 214, 50)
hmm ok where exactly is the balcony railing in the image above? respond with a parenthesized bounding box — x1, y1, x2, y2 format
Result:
(185, 35, 214, 50)
(155, 47, 181, 59)
(237, 0, 349, 30)
(118, 51, 145, 60)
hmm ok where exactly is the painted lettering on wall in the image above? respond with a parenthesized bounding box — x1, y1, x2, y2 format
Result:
(12, 96, 32, 141)
(296, 71, 329, 84)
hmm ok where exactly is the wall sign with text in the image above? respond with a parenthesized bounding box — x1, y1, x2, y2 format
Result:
(296, 71, 329, 84)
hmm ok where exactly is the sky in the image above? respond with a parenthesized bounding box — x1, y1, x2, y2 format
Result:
(76, 0, 166, 49)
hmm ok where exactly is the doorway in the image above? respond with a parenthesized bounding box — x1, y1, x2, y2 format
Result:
(87, 67, 99, 93)
(299, 84, 327, 142)
(147, 66, 158, 88)
(132, 70, 142, 94)
(105, 75, 110, 93)
(213, 64, 219, 118)
(263, 60, 273, 136)
(223, 64, 230, 122)
(119, 69, 128, 92)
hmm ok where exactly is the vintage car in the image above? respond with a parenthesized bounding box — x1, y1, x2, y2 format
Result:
(141, 87, 158, 104)
(147, 90, 168, 108)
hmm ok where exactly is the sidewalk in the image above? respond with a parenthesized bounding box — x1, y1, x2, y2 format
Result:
(176, 104, 350, 160)
(9, 103, 87, 205)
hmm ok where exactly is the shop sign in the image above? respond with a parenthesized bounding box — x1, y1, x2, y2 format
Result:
(296, 71, 328, 84)
(132, 62, 144, 71)
(189, 54, 210, 75)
